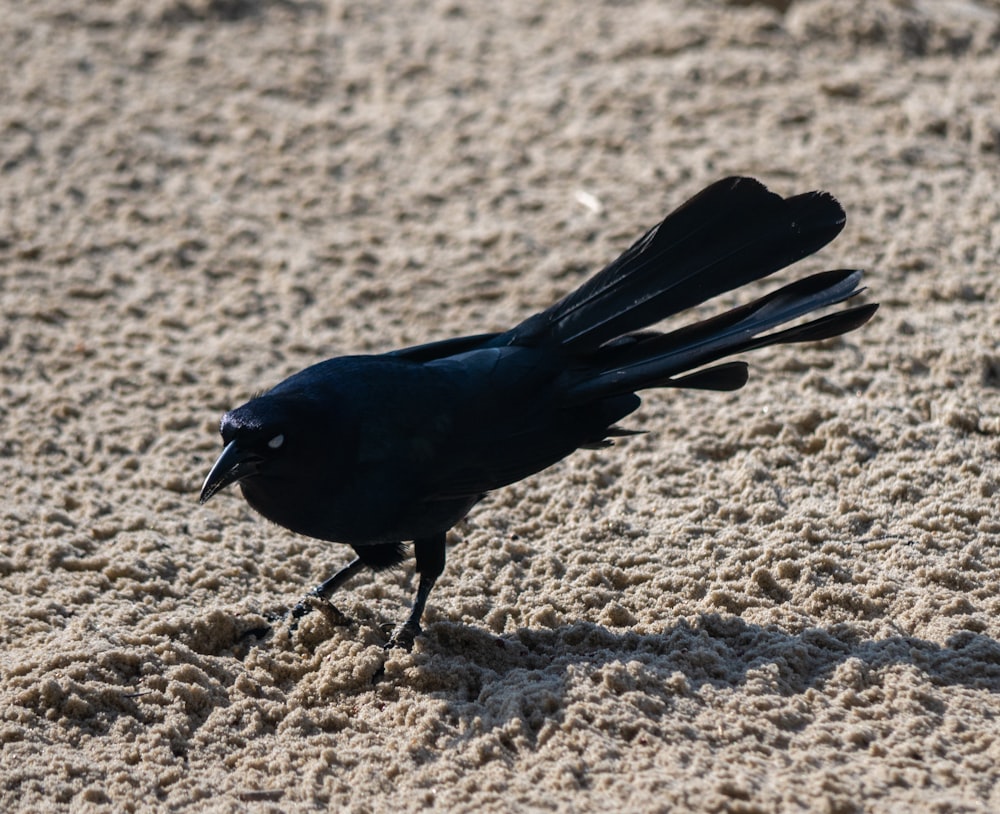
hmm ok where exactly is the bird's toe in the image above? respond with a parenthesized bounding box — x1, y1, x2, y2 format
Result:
(385, 621, 421, 651)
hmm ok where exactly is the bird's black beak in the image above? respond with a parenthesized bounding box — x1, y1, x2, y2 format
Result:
(199, 440, 261, 504)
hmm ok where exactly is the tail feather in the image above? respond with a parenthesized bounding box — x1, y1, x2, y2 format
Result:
(663, 362, 749, 392)
(567, 269, 876, 401)
(508, 177, 848, 351)
(618, 268, 868, 371)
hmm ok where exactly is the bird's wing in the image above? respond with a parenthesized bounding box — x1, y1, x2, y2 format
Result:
(416, 347, 640, 501)
(389, 332, 501, 363)
(421, 425, 601, 501)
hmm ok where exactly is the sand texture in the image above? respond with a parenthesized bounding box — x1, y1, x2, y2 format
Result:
(2, 0, 1000, 811)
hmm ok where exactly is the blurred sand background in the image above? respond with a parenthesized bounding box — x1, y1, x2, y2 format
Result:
(2, 0, 1000, 811)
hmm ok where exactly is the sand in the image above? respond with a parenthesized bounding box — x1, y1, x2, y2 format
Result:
(2, 0, 999, 811)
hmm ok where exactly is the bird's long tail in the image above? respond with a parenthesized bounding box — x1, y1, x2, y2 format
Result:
(567, 267, 874, 400)
(506, 176, 876, 400)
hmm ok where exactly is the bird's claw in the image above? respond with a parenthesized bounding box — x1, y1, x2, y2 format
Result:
(385, 621, 421, 652)
(288, 600, 312, 627)
(287, 595, 351, 632)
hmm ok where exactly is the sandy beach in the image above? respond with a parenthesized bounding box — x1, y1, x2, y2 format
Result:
(2, 0, 999, 810)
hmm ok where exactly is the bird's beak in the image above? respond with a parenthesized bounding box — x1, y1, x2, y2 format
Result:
(199, 440, 261, 504)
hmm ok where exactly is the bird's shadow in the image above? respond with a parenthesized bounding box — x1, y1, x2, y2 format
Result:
(388, 613, 1000, 745)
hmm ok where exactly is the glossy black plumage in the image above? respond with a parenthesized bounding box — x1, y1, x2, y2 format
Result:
(200, 177, 877, 649)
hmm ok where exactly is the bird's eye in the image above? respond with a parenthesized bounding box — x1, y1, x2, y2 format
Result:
(268, 434, 285, 450)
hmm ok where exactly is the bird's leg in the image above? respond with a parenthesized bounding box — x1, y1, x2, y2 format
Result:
(289, 556, 366, 626)
(387, 532, 446, 651)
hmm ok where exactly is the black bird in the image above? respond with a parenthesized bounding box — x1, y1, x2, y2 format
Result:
(200, 177, 877, 650)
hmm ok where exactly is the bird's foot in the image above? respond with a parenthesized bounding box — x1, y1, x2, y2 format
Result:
(384, 620, 421, 652)
(287, 594, 351, 632)
(287, 597, 315, 630)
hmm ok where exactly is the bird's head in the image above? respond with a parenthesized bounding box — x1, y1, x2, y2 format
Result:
(199, 395, 306, 504)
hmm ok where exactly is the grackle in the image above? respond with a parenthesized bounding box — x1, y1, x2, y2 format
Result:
(200, 177, 877, 650)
